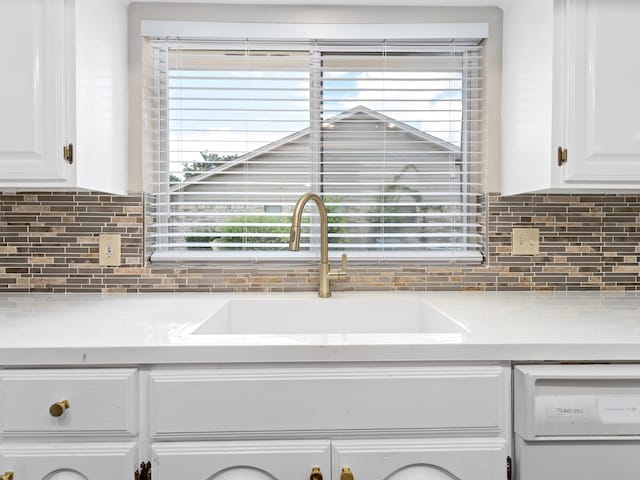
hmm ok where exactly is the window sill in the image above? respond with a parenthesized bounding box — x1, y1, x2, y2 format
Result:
(149, 250, 484, 266)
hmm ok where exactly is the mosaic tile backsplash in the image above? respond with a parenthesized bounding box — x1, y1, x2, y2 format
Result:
(1, 192, 638, 292)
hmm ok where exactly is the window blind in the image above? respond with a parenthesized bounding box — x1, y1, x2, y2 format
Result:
(144, 36, 485, 263)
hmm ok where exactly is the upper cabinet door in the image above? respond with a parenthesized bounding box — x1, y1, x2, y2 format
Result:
(563, 0, 640, 182)
(0, 0, 68, 182)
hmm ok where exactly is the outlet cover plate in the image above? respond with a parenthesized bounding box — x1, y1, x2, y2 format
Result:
(512, 228, 539, 255)
(99, 234, 121, 266)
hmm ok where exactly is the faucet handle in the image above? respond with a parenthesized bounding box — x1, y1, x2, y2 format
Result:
(329, 253, 348, 280)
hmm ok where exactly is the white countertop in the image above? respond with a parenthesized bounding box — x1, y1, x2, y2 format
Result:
(1, 291, 640, 365)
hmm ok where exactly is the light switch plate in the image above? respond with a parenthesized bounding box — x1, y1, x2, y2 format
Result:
(512, 228, 539, 255)
(99, 234, 121, 266)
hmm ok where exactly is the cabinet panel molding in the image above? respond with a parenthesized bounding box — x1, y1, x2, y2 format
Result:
(0, 368, 138, 436)
(150, 366, 507, 439)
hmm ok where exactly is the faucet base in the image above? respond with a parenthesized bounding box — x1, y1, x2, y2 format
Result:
(319, 262, 331, 298)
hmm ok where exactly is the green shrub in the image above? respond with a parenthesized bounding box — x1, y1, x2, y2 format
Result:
(214, 215, 291, 249)
(183, 196, 348, 250)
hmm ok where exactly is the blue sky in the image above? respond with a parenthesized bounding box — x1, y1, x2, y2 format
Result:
(167, 60, 464, 173)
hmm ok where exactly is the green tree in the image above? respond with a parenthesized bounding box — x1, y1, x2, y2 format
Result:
(323, 196, 348, 243)
(170, 151, 238, 183)
(183, 150, 238, 179)
(368, 164, 457, 246)
(369, 164, 423, 227)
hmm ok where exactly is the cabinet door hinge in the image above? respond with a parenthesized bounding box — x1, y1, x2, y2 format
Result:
(63, 143, 74, 165)
(557, 146, 567, 166)
(506, 456, 512, 480)
(135, 461, 151, 480)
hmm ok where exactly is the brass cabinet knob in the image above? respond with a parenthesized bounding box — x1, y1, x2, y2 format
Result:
(1, 472, 14, 480)
(49, 400, 69, 417)
(310, 466, 323, 480)
(340, 467, 354, 480)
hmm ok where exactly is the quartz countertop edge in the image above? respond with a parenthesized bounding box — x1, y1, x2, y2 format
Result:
(1, 291, 639, 365)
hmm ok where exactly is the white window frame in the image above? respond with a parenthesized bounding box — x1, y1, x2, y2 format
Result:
(143, 21, 488, 264)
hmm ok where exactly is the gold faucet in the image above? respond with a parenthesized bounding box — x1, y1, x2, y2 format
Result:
(289, 193, 347, 298)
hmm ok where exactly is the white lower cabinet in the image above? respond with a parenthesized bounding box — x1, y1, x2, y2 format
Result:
(0, 368, 139, 478)
(152, 440, 331, 480)
(151, 438, 508, 480)
(148, 365, 511, 480)
(332, 439, 508, 480)
(0, 364, 510, 479)
(0, 442, 137, 479)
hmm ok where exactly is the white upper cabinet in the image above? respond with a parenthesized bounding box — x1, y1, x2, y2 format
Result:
(561, 0, 640, 183)
(501, 0, 640, 194)
(0, 1, 67, 184)
(0, 0, 128, 194)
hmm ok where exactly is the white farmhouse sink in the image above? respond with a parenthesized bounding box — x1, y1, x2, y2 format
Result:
(191, 298, 465, 335)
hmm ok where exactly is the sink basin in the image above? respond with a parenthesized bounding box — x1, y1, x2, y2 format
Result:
(191, 298, 465, 335)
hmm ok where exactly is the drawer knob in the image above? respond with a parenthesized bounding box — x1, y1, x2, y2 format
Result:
(1, 472, 14, 480)
(310, 466, 323, 480)
(341, 467, 354, 480)
(49, 400, 70, 417)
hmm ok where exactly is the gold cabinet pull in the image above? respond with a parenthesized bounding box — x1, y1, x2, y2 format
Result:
(557, 145, 567, 166)
(309, 466, 323, 480)
(49, 400, 69, 417)
(1, 472, 14, 480)
(63, 143, 74, 164)
(340, 467, 354, 480)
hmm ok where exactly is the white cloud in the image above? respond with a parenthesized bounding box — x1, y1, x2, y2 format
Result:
(169, 128, 282, 165)
(325, 72, 463, 143)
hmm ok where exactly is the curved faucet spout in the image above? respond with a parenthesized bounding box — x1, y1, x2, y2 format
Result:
(289, 193, 345, 297)
(288, 192, 329, 264)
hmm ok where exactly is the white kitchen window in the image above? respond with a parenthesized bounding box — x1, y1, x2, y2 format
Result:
(144, 22, 486, 263)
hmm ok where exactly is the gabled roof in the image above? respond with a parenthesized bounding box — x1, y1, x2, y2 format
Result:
(172, 105, 460, 191)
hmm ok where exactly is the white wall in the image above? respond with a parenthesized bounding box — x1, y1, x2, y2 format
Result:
(127, 3, 503, 193)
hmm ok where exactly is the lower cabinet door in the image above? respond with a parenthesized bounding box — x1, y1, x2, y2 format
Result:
(332, 438, 508, 480)
(0, 442, 137, 479)
(152, 440, 330, 480)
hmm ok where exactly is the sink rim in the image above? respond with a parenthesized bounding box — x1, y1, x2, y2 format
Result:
(182, 297, 469, 338)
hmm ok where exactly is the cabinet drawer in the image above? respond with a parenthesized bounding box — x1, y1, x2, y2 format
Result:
(150, 366, 507, 438)
(0, 369, 138, 436)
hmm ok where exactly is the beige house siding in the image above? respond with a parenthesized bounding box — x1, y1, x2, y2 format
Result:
(169, 108, 468, 250)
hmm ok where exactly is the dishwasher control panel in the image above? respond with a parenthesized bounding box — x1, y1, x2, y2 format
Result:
(515, 364, 640, 439)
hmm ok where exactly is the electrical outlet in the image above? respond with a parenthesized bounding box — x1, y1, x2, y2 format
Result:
(99, 234, 121, 266)
(512, 228, 540, 255)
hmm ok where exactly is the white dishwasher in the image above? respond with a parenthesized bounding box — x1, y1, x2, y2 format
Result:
(514, 365, 640, 480)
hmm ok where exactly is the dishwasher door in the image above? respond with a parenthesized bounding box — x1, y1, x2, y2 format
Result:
(514, 365, 640, 480)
